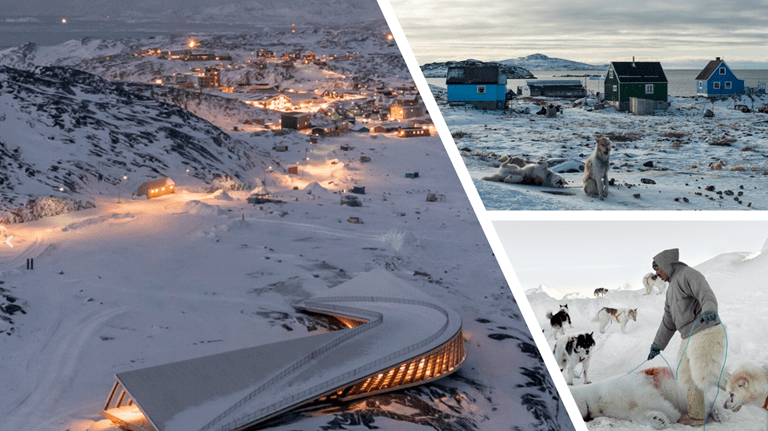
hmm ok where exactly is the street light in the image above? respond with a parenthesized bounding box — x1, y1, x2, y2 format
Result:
(118, 175, 127, 203)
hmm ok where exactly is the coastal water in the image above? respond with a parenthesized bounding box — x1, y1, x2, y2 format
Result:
(427, 69, 768, 98)
(0, 16, 282, 50)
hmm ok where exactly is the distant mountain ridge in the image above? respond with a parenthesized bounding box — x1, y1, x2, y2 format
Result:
(500, 53, 607, 71)
(421, 54, 607, 78)
(421, 59, 534, 79)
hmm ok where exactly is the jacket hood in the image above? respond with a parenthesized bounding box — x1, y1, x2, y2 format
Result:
(653, 248, 680, 276)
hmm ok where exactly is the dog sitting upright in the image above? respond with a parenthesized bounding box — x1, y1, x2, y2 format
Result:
(593, 307, 637, 333)
(553, 332, 595, 385)
(723, 364, 768, 431)
(583, 136, 611, 200)
(546, 304, 572, 340)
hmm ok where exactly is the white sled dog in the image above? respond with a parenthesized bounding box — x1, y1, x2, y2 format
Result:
(593, 307, 637, 333)
(643, 272, 667, 295)
(482, 159, 566, 188)
(553, 332, 595, 385)
(723, 364, 768, 431)
(583, 137, 611, 200)
(571, 367, 727, 429)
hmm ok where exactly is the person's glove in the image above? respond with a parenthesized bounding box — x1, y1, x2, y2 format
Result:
(701, 310, 720, 325)
(647, 343, 661, 361)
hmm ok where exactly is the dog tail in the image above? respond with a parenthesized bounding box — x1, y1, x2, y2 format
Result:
(546, 311, 553, 320)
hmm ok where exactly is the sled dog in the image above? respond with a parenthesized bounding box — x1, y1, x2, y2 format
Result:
(593, 287, 608, 297)
(482, 160, 566, 188)
(572, 367, 727, 429)
(643, 272, 667, 295)
(546, 304, 572, 340)
(553, 332, 595, 385)
(593, 307, 637, 333)
(583, 137, 611, 200)
(723, 364, 768, 431)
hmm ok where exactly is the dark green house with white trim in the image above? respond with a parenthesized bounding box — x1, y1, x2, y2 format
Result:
(604, 59, 668, 110)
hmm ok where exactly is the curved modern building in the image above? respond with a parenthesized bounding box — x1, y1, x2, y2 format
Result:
(101, 268, 465, 431)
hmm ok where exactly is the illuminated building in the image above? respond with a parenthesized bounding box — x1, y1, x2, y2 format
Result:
(136, 178, 175, 199)
(101, 269, 464, 431)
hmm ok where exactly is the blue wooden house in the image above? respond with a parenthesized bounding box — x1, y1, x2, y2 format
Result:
(695, 57, 745, 98)
(446, 64, 507, 110)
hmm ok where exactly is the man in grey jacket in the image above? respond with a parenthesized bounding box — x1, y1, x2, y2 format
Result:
(646, 248, 725, 426)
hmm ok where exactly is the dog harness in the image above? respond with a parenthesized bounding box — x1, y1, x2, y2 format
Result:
(763, 396, 768, 410)
(612, 311, 623, 322)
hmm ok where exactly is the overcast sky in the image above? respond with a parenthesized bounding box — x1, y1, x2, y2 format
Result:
(389, 0, 768, 68)
(493, 221, 768, 293)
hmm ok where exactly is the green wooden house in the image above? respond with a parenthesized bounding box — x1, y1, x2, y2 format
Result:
(604, 59, 668, 109)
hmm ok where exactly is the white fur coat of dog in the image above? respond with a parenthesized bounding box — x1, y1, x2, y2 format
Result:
(571, 367, 727, 429)
(724, 364, 768, 431)
(583, 137, 611, 200)
(592, 307, 637, 333)
(643, 272, 667, 295)
(483, 159, 566, 188)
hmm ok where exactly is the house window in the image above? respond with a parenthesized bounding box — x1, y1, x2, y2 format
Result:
(725, 81, 732, 89)
(608, 69, 614, 79)
(477, 85, 486, 95)
(612, 85, 617, 92)
(719, 67, 726, 75)
(645, 84, 654, 94)
(698, 81, 703, 89)
(714, 82, 721, 89)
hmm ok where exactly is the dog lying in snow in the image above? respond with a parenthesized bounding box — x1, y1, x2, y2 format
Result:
(482, 159, 566, 188)
(571, 367, 727, 429)
(643, 272, 667, 295)
(593, 307, 637, 333)
(553, 332, 595, 385)
(723, 364, 768, 431)
(546, 304, 572, 340)
(583, 137, 611, 200)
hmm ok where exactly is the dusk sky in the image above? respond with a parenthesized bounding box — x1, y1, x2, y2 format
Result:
(493, 221, 768, 293)
(388, 0, 768, 68)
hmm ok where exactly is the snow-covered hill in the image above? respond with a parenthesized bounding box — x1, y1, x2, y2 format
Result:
(0, 65, 268, 221)
(499, 54, 607, 71)
(420, 59, 534, 79)
(527, 240, 768, 430)
(420, 54, 605, 78)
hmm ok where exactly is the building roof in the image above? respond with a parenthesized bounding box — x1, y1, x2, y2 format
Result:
(695, 58, 726, 80)
(526, 80, 584, 87)
(610, 61, 668, 83)
(103, 269, 463, 431)
(446, 65, 506, 85)
(136, 178, 175, 196)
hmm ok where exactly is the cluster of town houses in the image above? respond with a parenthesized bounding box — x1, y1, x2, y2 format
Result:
(447, 57, 766, 114)
(134, 44, 432, 138)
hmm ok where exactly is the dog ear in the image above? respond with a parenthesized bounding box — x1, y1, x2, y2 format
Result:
(736, 377, 749, 388)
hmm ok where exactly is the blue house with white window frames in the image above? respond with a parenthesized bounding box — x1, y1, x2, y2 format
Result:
(695, 57, 744, 98)
(446, 64, 507, 110)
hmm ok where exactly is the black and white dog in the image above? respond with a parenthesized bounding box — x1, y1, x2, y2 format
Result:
(546, 304, 572, 340)
(553, 332, 596, 385)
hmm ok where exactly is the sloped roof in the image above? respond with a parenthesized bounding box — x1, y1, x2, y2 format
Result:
(695, 59, 724, 80)
(446, 65, 503, 85)
(611, 61, 668, 83)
